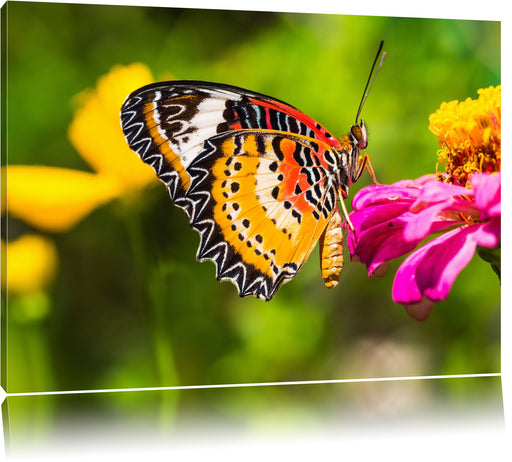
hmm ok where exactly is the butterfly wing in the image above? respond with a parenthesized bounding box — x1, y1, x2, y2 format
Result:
(185, 129, 340, 300)
(120, 81, 342, 299)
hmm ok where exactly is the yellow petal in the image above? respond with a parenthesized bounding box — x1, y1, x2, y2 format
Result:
(68, 63, 158, 191)
(2, 235, 57, 293)
(6, 165, 122, 232)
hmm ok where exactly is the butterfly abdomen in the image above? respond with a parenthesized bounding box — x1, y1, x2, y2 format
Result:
(319, 206, 344, 288)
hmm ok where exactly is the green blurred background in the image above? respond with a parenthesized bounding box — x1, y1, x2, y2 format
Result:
(3, 1, 501, 443)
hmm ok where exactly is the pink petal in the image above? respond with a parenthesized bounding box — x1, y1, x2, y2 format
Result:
(347, 202, 410, 259)
(471, 172, 501, 219)
(418, 228, 478, 301)
(349, 202, 411, 233)
(392, 224, 483, 305)
(351, 182, 421, 211)
(392, 238, 431, 304)
(403, 200, 456, 242)
(487, 201, 501, 218)
(410, 174, 440, 186)
(349, 204, 454, 275)
(410, 181, 472, 213)
(403, 297, 436, 322)
(351, 216, 418, 275)
(474, 216, 501, 248)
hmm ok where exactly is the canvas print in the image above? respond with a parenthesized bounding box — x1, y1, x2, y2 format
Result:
(1, 0, 502, 457)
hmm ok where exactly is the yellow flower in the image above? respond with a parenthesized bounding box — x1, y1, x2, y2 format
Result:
(6, 63, 158, 233)
(2, 234, 57, 293)
(429, 85, 501, 187)
(68, 63, 156, 192)
(6, 166, 123, 232)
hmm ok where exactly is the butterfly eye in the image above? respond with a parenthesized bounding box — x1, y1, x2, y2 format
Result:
(350, 121, 368, 150)
(358, 119, 368, 150)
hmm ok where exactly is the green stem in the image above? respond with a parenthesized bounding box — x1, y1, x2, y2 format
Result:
(148, 263, 180, 430)
(119, 198, 179, 430)
(9, 293, 55, 442)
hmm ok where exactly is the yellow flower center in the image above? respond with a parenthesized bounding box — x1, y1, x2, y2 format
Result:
(429, 85, 501, 187)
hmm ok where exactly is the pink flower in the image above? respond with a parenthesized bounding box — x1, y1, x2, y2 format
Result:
(347, 172, 501, 321)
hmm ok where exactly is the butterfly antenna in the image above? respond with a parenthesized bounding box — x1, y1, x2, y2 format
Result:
(355, 40, 386, 124)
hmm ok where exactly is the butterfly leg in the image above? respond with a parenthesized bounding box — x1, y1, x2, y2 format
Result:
(319, 206, 344, 288)
(355, 153, 379, 184)
(339, 196, 355, 232)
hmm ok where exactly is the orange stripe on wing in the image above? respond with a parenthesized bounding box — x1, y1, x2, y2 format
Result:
(143, 102, 191, 191)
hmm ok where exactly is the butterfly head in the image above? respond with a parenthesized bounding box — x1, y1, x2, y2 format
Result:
(350, 119, 368, 151)
(338, 118, 367, 188)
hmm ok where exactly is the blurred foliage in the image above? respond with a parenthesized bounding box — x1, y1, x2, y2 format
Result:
(3, 2, 500, 437)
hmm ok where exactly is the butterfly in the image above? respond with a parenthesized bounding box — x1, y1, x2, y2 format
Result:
(120, 41, 385, 301)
